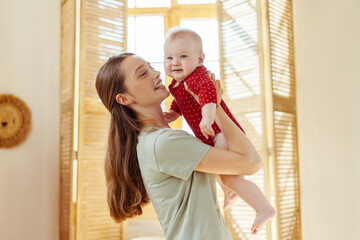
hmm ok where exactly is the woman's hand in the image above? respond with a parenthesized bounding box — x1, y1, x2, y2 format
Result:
(185, 71, 223, 139)
(185, 70, 223, 106)
(208, 71, 224, 106)
(163, 110, 180, 123)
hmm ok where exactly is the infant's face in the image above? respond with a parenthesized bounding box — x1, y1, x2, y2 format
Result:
(164, 36, 203, 82)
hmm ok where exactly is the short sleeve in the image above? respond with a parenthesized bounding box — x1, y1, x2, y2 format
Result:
(169, 99, 181, 115)
(196, 76, 218, 108)
(154, 129, 211, 180)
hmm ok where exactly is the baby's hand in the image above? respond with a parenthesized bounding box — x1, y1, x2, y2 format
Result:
(163, 110, 180, 123)
(199, 116, 215, 139)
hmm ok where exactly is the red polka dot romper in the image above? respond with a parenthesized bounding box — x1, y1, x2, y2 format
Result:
(169, 65, 245, 146)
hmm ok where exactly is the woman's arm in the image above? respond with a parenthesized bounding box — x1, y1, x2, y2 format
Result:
(191, 73, 263, 175)
(195, 106, 262, 175)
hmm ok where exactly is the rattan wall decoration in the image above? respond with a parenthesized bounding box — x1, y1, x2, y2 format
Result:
(0, 94, 31, 148)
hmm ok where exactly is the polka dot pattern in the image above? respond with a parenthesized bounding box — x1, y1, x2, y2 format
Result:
(169, 65, 245, 146)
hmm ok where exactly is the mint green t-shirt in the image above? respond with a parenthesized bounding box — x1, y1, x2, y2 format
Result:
(137, 126, 232, 240)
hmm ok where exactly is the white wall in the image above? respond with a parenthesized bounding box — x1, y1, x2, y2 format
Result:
(293, 0, 360, 239)
(0, 0, 60, 240)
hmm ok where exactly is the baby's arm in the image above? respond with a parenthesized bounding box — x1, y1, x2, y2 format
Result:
(195, 73, 218, 139)
(200, 103, 216, 139)
(164, 99, 181, 123)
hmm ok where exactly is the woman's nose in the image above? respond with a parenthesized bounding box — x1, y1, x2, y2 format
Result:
(152, 69, 160, 78)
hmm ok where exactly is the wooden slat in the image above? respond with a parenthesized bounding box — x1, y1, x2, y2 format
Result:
(60, 0, 76, 239)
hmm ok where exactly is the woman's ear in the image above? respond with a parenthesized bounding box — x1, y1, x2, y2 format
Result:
(198, 52, 205, 66)
(115, 93, 134, 106)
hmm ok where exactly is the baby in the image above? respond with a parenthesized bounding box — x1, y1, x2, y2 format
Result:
(163, 27, 275, 234)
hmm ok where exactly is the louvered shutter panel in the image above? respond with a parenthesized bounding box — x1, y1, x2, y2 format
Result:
(218, 0, 268, 239)
(61, 0, 127, 239)
(268, 0, 302, 239)
(77, 0, 127, 239)
(60, 0, 76, 239)
(218, 0, 301, 239)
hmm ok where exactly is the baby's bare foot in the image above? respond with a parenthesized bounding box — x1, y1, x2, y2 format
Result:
(251, 206, 276, 234)
(223, 191, 238, 210)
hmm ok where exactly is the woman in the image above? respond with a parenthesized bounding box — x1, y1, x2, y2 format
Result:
(95, 53, 263, 239)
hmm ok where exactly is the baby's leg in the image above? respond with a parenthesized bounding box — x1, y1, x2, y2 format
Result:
(213, 133, 239, 210)
(214, 133, 276, 234)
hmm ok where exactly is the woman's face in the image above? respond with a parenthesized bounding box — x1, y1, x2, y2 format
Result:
(120, 55, 169, 108)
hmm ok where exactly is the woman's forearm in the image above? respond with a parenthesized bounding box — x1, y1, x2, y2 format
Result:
(214, 106, 262, 168)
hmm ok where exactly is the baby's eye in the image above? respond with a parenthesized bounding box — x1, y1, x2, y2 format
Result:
(180, 55, 187, 58)
(166, 56, 173, 60)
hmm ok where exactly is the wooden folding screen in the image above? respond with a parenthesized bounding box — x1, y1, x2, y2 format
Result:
(60, 0, 127, 239)
(218, 0, 301, 239)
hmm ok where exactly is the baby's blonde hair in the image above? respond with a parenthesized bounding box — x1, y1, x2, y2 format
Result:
(164, 26, 203, 53)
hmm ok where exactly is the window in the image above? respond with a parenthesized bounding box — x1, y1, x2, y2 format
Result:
(178, 0, 216, 4)
(128, 0, 171, 8)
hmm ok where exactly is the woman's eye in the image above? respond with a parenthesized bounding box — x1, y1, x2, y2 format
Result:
(180, 55, 187, 58)
(140, 71, 146, 77)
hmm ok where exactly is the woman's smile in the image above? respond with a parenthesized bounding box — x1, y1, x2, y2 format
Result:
(154, 80, 165, 90)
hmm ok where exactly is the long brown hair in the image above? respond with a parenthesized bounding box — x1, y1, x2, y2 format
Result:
(95, 53, 149, 222)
